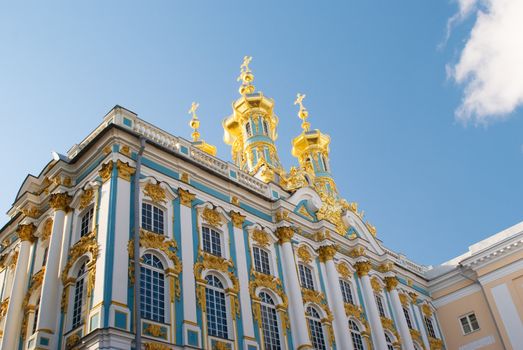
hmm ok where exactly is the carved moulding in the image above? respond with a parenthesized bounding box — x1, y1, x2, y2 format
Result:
(249, 270, 290, 335)
(21, 268, 45, 339)
(337, 263, 351, 279)
(60, 232, 99, 311)
(127, 229, 182, 299)
(251, 229, 270, 248)
(201, 207, 223, 228)
(296, 245, 312, 263)
(193, 250, 239, 320)
(143, 182, 166, 204)
(79, 189, 95, 211)
(371, 276, 383, 292)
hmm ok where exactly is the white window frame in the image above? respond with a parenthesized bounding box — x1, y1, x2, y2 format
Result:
(141, 201, 166, 235)
(258, 291, 283, 349)
(204, 273, 234, 341)
(140, 252, 168, 324)
(459, 312, 480, 335)
(298, 264, 316, 290)
(252, 246, 272, 275)
(340, 279, 355, 305)
(201, 225, 224, 258)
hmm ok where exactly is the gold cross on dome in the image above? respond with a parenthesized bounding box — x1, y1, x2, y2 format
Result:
(188, 102, 199, 118)
(294, 93, 306, 110)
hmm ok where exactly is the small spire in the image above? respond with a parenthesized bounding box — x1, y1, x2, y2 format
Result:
(294, 93, 310, 131)
(188, 102, 200, 142)
(237, 56, 255, 95)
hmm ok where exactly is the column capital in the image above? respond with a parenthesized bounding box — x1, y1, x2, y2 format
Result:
(49, 193, 72, 212)
(116, 159, 135, 181)
(178, 188, 196, 207)
(354, 260, 372, 277)
(276, 226, 294, 244)
(409, 292, 418, 304)
(317, 244, 337, 262)
(99, 161, 114, 182)
(230, 211, 246, 229)
(17, 224, 36, 242)
(384, 276, 399, 291)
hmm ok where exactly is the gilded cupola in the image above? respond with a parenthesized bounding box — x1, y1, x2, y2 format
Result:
(188, 102, 217, 156)
(291, 93, 337, 197)
(223, 56, 284, 183)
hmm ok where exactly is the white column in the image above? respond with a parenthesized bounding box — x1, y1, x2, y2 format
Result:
(231, 212, 258, 349)
(178, 188, 201, 346)
(385, 277, 415, 350)
(410, 293, 430, 350)
(2, 224, 35, 350)
(318, 245, 354, 349)
(276, 227, 312, 350)
(36, 193, 70, 338)
(355, 260, 387, 350)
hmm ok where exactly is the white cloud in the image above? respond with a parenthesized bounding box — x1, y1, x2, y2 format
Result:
(448, 0, 523, 125)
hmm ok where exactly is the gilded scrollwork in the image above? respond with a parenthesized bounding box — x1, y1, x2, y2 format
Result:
(79, 189, 94, 210)
(41, 219, 53, 241)
(337, 263, 351, 279)
(201, 207, 223, 228)
(251, 229, 270, 247)
(296, 245, 312, 263)
(143, 182, 166, 204)
(116, 159, 135, 181)
(371, 276, 382, 292)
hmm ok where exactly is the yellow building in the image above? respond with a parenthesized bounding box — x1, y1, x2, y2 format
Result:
(429, 221, 523, 350)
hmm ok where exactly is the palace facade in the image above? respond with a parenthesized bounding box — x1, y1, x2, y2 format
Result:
(0, 58, 518, 350)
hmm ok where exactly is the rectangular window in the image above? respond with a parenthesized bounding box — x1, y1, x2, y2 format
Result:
(298, 264, 315, 290)
(403, 307, 413, 329)
(142, 203, 164, 234)
(253, 247, 271, 275)
(459, 313, 480, 335)
(340, 280, 354, 304)
(375, 294, 386, 318)
(425, 316, 436, 338)
(202, 226, 222, 257)
(80, 207, 94, 237)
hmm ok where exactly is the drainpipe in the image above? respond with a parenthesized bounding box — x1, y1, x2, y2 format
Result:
(134, 137, 146, 349)
(458, 264, 507, 349)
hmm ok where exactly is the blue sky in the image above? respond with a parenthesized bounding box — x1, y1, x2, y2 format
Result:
(0, 1, 521, 265)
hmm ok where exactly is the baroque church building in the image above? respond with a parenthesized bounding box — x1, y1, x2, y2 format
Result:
(0, 57, 456, 350)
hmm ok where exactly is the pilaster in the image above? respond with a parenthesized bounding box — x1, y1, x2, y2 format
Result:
(276, 226, 312, 350)
(355, 260, 387, 350)
(385, 276, 415, 350)
(177, 188, 202, 347)
(317, 244, 354, 349)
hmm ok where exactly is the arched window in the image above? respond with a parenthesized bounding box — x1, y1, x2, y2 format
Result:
(385, 333, 394, 350)
(340, 279, 354, 304)
(245, 122, 252, 137)
(403, 307, 413, 329)
(80, 207, 94, 237)
(298, 264, 315, 290)
(424, 316, 436, 338)
(306, 306, 326, 350)
(32, 297, 40, 334)
(262, 120, 269, 136)
(72, 262, 87, 329)
(259, 292, 281, 349)
(202, 226, 222, 257)
(253, 247, 271, 275)
(205, 275, 228, 339)
(375, 293, 386, 317)
(141, 203, 164, 234)
(140, 254, 165, 323)
(349, 320, 365, 350)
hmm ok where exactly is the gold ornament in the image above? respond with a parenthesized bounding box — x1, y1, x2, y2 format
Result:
(337, 263, 351, 279)
(229, 211, 245, 229)
(384, 276, 398, 291)
(21, 206, 40, 219)
(399, 293, 409, 307)
(275, 210, 289, 223)
(0, 298, 9, 319)
(422, 304, 433, 317)
(99, 161, 113, 182)
(49, 193, 72, 211)
(231, 196, 240, 206)
(120, 145, 130, 156)
(429, 337, 443, 350)
(17, 224, 36, 242)
(79, 189, 94, 210)
(178, 188, 195, 207)
(116, 160, 135, 181)
(180, 172, 189, 183)
(345, 303, 364, 319)
(365, 221, 377, 237)
(354, 261, 372, 277)
(143, 183, 166, 204)
(409, 292, 418, 304)
(296, 246, 312, 263)
(202, 207, 223, 228)
(144, 323, 166, 338)
(275, 226, 294, 244)
(41, 219, 53, 241)
(237, 56, 255, 95)
(378, 262, 394, 273)
(350, 246, 366, 258)
(317, 245, 337, 262)
(381, 316, 400, 342)
(251, 229, 270, 247)
(144, 343, 170, 350)
(371, 277, 382, 292)
(61, 232, 98, 290)
(65, 333, 80, 349)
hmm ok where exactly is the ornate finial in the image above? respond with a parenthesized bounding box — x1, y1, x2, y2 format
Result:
(237, 56, 255, 95)
(294, 93, 310, 131)
(188, 102, 200, 142)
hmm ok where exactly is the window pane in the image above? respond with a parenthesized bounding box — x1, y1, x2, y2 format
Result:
(340, 280, 354, 304)
(253, 247, 271, 275)
(206, 283, 228, 339)
(140, 254, 165, 323)
(299, 265, 315, 290)
(469, 313, 480, 331)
